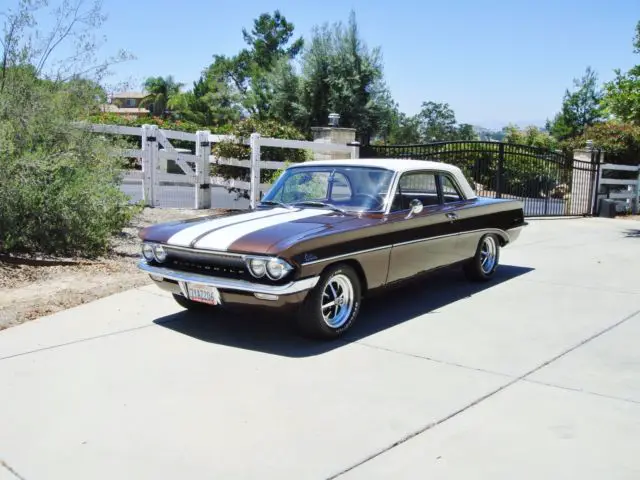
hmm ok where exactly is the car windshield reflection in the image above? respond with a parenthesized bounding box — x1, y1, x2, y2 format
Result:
(261, 166, 395, 212)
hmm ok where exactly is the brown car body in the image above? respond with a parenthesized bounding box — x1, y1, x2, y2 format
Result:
(138, 159, 527, 326)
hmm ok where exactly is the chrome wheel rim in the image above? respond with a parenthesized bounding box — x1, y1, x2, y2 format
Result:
(480, 236, 497, 274)
(321, 274, 354, 328)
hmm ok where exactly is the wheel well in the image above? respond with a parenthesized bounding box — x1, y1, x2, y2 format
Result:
(323, 259, 368, 294)
(487, 230, 509, 247)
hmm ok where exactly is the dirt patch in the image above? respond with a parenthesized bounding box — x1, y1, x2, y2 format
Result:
(0, 207, 229, 331)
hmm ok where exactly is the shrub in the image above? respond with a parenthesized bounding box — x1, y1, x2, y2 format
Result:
(563, 121, 640, 165)
(0, 71, 139, 258)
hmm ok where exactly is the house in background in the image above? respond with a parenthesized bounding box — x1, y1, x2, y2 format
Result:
(100, 91, 150, 118)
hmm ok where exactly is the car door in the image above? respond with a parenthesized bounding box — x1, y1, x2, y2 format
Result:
(385, 170, 461, 284)
(438, 171, 479, 262)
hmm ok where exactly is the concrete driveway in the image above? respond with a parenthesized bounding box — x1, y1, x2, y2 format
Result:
(1, 217, 639, 480)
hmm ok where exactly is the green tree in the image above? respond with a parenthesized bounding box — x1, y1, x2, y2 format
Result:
(228, 10, 304, 120)
(298, 11, 388, 143)
(503, 124, 558, 150)
(456, 123, 479, 141)
(242, 10, 304, 70)
(601, 21, 640, 125)
(548, 66, 604, 140)
(169, 61, 243, 127)
(417, 101, 457, 141)
(387, 112, 421, 144)
(602, 66, 640, 124)
(140, 75, 183, 117)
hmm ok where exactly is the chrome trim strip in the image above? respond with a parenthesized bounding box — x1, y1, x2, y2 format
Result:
(301, 245, 392, 266)
(391, 228, 511, 248)
(137, 260, 319, 294)
(300, 227, 518, 265)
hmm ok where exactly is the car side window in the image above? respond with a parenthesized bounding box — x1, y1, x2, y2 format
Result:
(391, 172, 439, 211)
(441, 175, 464, 203)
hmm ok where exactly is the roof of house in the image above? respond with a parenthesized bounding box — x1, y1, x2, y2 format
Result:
(111, 91, 148, 99)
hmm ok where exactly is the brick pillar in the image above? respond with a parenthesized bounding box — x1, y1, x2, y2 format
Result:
(311, 127, 356, 161)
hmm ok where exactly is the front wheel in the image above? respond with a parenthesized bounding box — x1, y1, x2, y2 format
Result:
(463, 234, 500, 281)
(295, 263, 362, 340)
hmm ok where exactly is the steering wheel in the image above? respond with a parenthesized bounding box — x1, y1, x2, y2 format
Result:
(353, 193, 383, 210)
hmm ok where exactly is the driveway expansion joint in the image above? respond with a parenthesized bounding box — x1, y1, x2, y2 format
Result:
(354, 341, 515, 380)
(1, 460, 27, 480)
(0, 316, 183, 362)
(522, 378, 640, 405)
(329, 308, 640, 479)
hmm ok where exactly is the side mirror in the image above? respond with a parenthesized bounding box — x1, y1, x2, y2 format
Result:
(406, 199, 423, 218)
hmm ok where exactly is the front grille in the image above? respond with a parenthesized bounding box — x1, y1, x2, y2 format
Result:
(156, 247, 294, 286)
(167, 258, 248, 279)
(162, 248, 250, 280)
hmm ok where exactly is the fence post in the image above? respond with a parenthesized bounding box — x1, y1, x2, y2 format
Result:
(634, 166, 640, 215)
(590, 149, 602, 216)
(141, 124, 159, 207)
(496, 143, 504, 199)
(195, 130, 212, 209)
(249, 133, 261, 209)
(348, 141, 360, 159)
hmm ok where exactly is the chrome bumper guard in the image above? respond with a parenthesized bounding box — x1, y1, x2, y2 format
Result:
(137, 260, 319, 295)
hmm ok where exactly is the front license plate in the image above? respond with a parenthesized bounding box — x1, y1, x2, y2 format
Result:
(187, 283, 220, 305)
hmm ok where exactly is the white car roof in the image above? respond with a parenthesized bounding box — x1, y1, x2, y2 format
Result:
(289, 158, 477, 199)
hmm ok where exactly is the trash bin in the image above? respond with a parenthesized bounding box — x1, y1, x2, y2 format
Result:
(598, 198, 617, 218)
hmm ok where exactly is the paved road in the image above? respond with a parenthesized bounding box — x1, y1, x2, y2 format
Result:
(1, 218, 639, 479)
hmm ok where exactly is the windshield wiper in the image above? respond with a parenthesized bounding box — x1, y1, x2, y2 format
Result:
(259, 200, 294, 209)
(293, 201, 347, 214)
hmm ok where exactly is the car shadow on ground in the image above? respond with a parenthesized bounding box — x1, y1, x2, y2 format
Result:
(153, 264, 534, 358)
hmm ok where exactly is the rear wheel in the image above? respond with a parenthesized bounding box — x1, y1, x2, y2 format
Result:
(295, 263, 362, 340)
(463, 234, 500, 281)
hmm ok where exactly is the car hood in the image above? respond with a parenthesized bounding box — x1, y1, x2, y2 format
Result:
(139, 207, 376, 255)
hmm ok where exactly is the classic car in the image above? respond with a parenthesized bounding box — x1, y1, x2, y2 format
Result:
(137, 158, 527, 339)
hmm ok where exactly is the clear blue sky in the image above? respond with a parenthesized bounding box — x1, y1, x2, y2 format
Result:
(48, 0, 640, 129)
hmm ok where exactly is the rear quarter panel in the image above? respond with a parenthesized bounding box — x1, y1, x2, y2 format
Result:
(454, 197, 526, 258)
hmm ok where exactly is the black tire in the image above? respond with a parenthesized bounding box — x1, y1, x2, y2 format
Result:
(172, 293, 213, 311)
(294, 263, 362, 340)
(463, 234, 500, 282)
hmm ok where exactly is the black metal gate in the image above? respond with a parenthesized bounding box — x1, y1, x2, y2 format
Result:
(361, 141, 598, 217)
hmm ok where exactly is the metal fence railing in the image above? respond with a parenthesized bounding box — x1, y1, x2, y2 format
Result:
(361, 141, 599, 217)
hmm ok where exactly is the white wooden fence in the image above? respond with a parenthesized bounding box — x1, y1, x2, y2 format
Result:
(595, 163, 640, 214)
(83, 123, 359, 209)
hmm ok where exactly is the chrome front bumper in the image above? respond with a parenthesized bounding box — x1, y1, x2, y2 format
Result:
(137, 260, 320, 295)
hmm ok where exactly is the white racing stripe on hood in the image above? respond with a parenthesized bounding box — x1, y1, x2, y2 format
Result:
(194, 209, 329, 250)
(166, 208, 290, 247)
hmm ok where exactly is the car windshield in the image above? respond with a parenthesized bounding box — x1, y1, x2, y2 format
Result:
(261, 166, 395, 212)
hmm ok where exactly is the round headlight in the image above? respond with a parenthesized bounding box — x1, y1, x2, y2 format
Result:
(153, 244, 167, 263)
(249, 258, 266, 278)
(142, 243, 155, 261)
(266, 258, 290, 280)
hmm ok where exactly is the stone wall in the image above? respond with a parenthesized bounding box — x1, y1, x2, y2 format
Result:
(311, 127, 356, 160)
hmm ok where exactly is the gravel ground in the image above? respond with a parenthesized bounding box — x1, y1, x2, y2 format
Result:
(0, 207, 228, 331)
